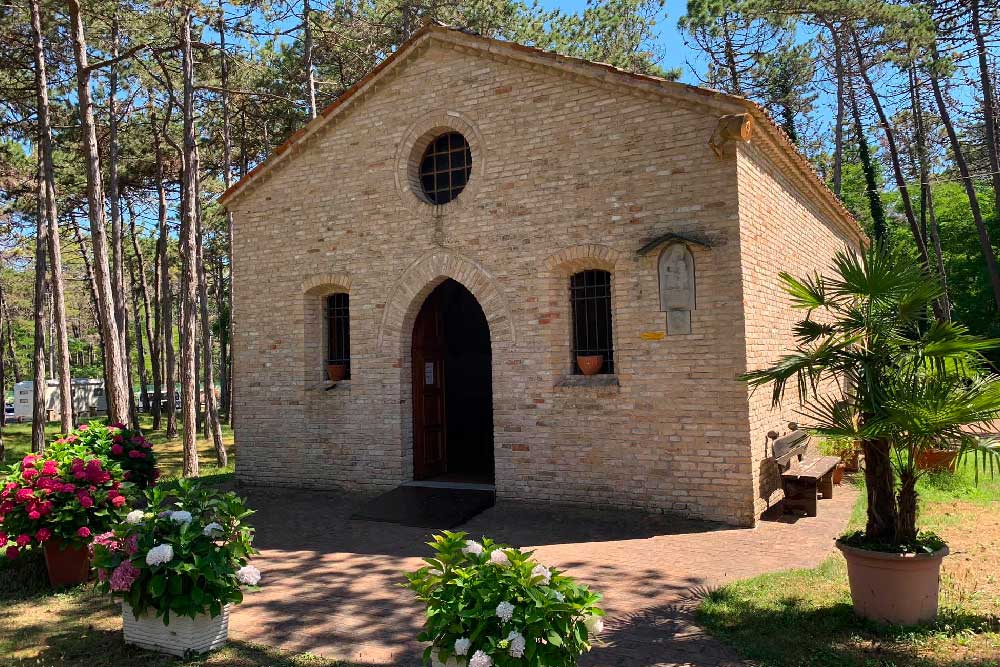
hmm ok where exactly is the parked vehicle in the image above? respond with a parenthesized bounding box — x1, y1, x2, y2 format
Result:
(11, 379, 107, 422)
(3, 403, 15, 424)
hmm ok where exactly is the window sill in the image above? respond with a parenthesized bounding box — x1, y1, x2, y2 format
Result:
(307, 380, 351, 392)
(554, 374, 620, 389)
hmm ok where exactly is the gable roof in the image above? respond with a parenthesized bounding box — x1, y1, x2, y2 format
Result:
(219, 22, 864, 245)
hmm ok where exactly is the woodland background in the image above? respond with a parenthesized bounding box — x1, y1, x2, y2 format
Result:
(1, 0, 998, 474)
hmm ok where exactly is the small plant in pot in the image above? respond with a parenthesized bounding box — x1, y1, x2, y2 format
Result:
(0, 435, 132, 587)
(92, 479, 260, 656)
(405, 531, 604, 666)
(742, 248, 1000, 626)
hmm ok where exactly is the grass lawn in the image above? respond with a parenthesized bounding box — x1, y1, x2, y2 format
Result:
(698, 463, 1000, 667)
(0, 417, 351, 666)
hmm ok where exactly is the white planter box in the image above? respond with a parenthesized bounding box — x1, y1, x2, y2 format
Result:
(122, 602, 230, 656)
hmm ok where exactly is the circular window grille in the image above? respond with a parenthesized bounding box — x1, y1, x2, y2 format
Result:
(418, 132, 472, 205)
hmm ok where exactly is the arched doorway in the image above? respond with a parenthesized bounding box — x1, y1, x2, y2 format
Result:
(411, 279, 494, 483)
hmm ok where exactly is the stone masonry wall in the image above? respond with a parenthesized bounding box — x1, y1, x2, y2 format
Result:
(230, 36, 789, 526)
(735, 142, 864, 516)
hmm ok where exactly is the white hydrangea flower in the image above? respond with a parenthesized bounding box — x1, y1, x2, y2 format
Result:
(236, 565, 261, 586)
(507, 631, 526, 658)
(145, 543, 174, 566)
(531, 564, 551, 585)
(428, 568, 443, 576)
(584, 615, 604, 636)
(552, 591, 565, 602)
(496, 601, 514, 622)
(454, 637, 471, 656)
(489, 549, 510, 567)
(203, 522, 224, 537)
(468, 650, 492, 667)
(169, 510, 193, 524)
(125, 510, 145, 525)
(462, 540, 484, 555)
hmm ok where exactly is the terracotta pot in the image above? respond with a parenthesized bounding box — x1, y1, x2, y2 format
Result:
(833, 462, 846, 486)
(43, 538, 91, 588)
(844, 445, 861, 472)
(326, 363, 348, 383)
(916, 449, 958, 473)
(837, 541, 948, 625)
(576, 355, 604, 376)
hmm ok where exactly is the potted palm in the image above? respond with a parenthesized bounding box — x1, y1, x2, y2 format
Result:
(742, 248, 1000, 626)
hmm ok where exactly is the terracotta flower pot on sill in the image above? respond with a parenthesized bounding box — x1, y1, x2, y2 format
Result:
(326, 364, 348, 383)
(576, 355, 604, 376)
(43, 538, 91, 588)
(836, 540, 949, 625)
(833, 462, 846, 486)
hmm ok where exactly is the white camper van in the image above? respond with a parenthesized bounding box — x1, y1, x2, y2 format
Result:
(12, 379, 107, 422)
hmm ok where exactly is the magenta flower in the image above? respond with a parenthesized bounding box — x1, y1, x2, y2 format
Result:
(28, 511, 40, 520)
(41, 461, 58, 475)
(6, 546, 19, 559)
(109, 560, 140, 592)
(35, 528, 51, 542)
(15, 534, 31, 547)
(78, 424, 89, 431)
(78, 495, 94, 508)
(76, 527, 91, 538)
(128, 450, 144, 459)
(111, 495, 126, 508)
(110, 444, 124, 456)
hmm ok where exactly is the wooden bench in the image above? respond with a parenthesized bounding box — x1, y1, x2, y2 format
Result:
(771, 429, 840, 517)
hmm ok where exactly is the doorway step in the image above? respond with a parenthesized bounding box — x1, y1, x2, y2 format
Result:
(350, 484, 495, 529)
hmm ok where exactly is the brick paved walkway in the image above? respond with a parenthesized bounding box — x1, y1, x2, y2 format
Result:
(229, 484, 856, 666)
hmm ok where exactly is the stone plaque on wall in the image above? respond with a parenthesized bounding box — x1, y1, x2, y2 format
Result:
(659, 244, 695, 334)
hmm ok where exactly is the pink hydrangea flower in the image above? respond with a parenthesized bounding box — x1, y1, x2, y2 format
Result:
(41, 461, 58, 475)
(28, 511, 41, 520)
(76, 527, 91, 538)
(35, 528, 51, 542)
(6, 546, 19, 559)
(79, 495, 94, 508)
(109, 422, 126, 429)
(111, 495, 126, 508)
(110, 560, 140, 592)
(110, 444, 124, 456)
(0, 532, 7, 545)
(128, 450, 144, 459)
(78, 424, 89, 431)
(15, 534, 31, 547)
(21, 455, 38, 469)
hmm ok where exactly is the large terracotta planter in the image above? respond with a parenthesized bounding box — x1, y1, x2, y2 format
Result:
(916, 449, 958, 473)
(837, 541, 949, 625)
(123, 602, 230, 656)
(43, 538, 91, 588)
(326, 363, 348, 383)
(576, 355, 604, 376)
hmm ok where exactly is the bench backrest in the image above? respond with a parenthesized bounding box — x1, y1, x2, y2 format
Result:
(772, 430, 809, 467)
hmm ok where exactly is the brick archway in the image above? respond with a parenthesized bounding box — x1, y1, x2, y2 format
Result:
(377, 250, 515, 355)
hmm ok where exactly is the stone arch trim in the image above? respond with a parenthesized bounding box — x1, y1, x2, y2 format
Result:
(542, 244, 622, 274)
(302, 273, 352, 295)
(378, 249, 515, 352)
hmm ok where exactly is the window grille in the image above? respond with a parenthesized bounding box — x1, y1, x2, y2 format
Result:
(569, 270, 614, 374)
(326, 293, 351, 378)
(418, 132, 472, 204)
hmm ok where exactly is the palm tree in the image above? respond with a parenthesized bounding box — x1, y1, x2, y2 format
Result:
(742, 247, 1000, 548)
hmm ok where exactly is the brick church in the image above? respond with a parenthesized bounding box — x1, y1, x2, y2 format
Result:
(220, 23, 864, 527)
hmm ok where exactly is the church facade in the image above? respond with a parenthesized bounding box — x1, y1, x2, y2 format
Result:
(221, 24, 864, 527)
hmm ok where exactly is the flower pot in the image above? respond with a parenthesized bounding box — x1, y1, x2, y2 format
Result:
(844, 445, 861, 472)
(326, 363, 348, 383)
(833, 462, 846, 486)
(836, 541, 949, 625)
(122, 602, 230, 656)
(43, 538, 91, 588)
(576, 355, 604, 376)
(916, 449, 958, 473)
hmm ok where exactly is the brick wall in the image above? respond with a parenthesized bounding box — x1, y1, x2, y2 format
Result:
(228, 33, 857, 527)
(734, 141, 864, 516)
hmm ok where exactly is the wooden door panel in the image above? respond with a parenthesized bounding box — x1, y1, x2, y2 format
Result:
(412, 290, 447, 480)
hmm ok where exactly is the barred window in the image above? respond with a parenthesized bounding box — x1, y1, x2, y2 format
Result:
(326, 293, 351, 378)
(570, 270, 614, 374)
(419, 132, 472, 205)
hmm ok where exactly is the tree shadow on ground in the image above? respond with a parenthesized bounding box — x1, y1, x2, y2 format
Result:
(697, 585, 1000, 667)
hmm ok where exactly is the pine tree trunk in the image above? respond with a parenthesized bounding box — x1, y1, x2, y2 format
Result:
(1, 289, 21, 384)
(218, 0, 234, 421)
(128, 258, 150, 416)
(927, 49, 1000, 310)
(303, 0, 317, 118)
(72, 218, 109, 401)
(107, 14, 129, 391)
(32, 167, 49, 452)
(849, 28, 930, 269)
(67, 0, 131, 425)
(179, 8, 200, 477)
(129, 215, 157, 417)
(831, 23, 845, 197)
(31, 0, 73, 433)
(155, 132, 178, 438)
(971, 0, 1000, 248)
(847, 85, 887, 242)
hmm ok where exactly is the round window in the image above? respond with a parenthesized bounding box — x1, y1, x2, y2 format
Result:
(418, 132, 472, 205)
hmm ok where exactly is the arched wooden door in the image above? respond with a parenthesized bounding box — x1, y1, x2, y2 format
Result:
(411, 287, 447, 480)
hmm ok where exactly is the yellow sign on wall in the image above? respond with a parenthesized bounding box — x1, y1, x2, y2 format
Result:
(640, 331, 666, 341)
